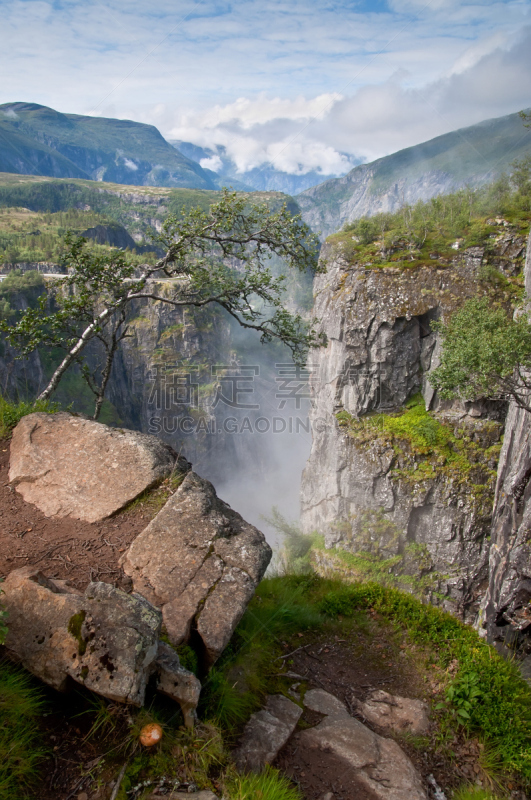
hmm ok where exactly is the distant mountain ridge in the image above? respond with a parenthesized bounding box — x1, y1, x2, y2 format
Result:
(0, 103, 215, 190)
(171, 140, 358, 195)
(297, 110, 531, 238)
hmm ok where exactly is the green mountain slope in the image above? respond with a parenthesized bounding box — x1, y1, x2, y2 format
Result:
(0, 102, 215, 190)
(298, 109, 531, 237)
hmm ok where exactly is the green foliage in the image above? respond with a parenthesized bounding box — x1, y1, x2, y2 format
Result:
(2, 191, 324, 417)
(0, 394, 59, 438)
(452, 787, 498, 800)
(265, 506, 323, 574)
(436, 671, 482, 722)
(317, 581, 531, 779)
(225, 765, 303, 800)
(0, 269, 44, 295)
(430, 297, 531, 410)
(330, 163, 531, 271)
(0, 661, 46, 797)
(199, 575, 323, 730)
(336, 397, 500, 494)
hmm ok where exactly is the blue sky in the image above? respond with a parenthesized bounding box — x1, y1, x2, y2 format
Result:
(1, 0, 530, 174)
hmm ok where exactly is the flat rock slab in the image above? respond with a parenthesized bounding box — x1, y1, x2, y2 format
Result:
(301, 689, 427, 800)
(352, 689, 430, 736)
(1, 567, 200, 722)
(9, 412, 178, 522)
(232, 694, 303, 773)
(121, 471, 272, 665)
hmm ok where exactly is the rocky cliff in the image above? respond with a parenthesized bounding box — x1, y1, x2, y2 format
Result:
(301, 225, 528, 622)
(479, 230, 531, 662)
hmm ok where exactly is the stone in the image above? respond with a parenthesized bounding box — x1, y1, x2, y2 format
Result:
(232, 694, 303, 773)
(300, 689, 427, 800)
(9, 412, 178, 522)
(155, 642, 201, 729)
(121, 471, 271, 665)
(1, 567, 199, 717)
(352, 689, 430, 735)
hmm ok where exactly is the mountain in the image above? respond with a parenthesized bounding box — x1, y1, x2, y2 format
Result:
(171, 140, 358, 195)
(0, 103, 215, 190)
(297, 110, 531, 237)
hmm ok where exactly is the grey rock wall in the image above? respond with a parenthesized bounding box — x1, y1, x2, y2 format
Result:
(479, 230, 531, 654)
(300, 240, 516, 620)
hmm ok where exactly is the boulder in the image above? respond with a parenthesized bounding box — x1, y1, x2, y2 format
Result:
(155, 642, 201, 729)
(352, 689, 430, 735)
(1, 568, 200, 723)
(121, 471, 272, 665)
(300, 689, 427, 800)
(9, 412, 178, 522)
(232, 695, 303, 773)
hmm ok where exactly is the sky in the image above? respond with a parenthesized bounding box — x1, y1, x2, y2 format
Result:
(1, 0, 531, 175)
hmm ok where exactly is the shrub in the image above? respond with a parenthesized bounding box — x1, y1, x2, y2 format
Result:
(0, 394, 58, 438)
(0, 662, 46, 796)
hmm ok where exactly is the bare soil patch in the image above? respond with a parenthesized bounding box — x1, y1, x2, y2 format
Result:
(0, 438, 163, 591)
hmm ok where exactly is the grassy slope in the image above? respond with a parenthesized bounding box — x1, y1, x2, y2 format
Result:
(0, 102, 212, 188)
(299, 109, 531, 223)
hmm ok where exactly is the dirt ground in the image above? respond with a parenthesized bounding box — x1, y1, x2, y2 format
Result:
(272, 623, 493, 800)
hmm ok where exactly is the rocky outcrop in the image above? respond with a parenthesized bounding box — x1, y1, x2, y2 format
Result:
(121, 470, 272, 666)
(9, 412, 178, 522)
(299, 689, 427, 800)
(300, 242, 509, 620)
(232, 694, 303, 773)
(1, 568, 197, 715)
(1, 567, 201, 723)
(480, 231, 531, 654)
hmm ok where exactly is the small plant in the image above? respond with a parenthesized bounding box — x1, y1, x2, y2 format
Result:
(452, 787, 498, 800)
(225, 764, 303, 800)
(0, 661, 46, 796)
(436, 671, 482, 722)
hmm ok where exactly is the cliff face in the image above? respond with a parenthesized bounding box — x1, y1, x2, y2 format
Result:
(300, 234, 526, 622)
(297, 110, 531, 238)
(479, 231, 531, 658)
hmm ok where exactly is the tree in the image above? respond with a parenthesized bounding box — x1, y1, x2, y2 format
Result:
(2, 190, 325, 418)
(429, 297, 531, 412)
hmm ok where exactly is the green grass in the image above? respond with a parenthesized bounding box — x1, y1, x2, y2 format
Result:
(318, 581, 531, 781)
(198, 573, 531, 785)
(452, 788, 498, 800)
(336, 396, 500, 497)
(0, 661, 47, 797)
(225, 765, 303, 800)
(0, 394, 59, 437)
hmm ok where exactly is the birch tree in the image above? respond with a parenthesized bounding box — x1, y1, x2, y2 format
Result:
(2, 190, 324, 419)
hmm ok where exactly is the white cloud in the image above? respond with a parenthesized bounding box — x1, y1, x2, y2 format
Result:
(0, 0, 529, 178)
(123, 158, 139, 170)
(199, 154, 223, 171)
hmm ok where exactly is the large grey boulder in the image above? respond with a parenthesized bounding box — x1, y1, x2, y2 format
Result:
(232, 694, 303, 773)
(121, 471, 272, 665)
(9, 412, 178, 522)
(1, 567, 200, 723)
(300, 689, 427, 800)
